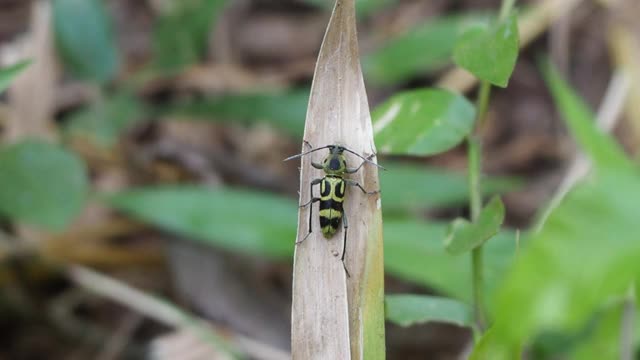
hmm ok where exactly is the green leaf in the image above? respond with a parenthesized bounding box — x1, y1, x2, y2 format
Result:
(516, 301, 626, 359)
(0, 60, 31, 94)
(384, 220, 517, 302)
(364, 14, 489, 85)
(153, 0, 227, 72)
(385, 294, 472, 327)
(161, 90, 308, 137)
(372, 89, 476, 156)
(569, 302, 624, 360)
(380, 163, 520, 212)
(491, 169, 640, 350)
(453, 13, 519, 87)
(541, 60, 633, 172)
(53, 0, 119, 83)
(444, 196, 505, 254)
(469, 328, 522, 360)
(64, 93, 146, 147)
(528, 330, 578, 359)
(104, 189, 519, 305)
(105, 187, 297, 259)
(0, 140, 88, 230)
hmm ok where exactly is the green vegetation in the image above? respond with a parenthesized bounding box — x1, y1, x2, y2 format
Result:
(372, 89, 475, 155)
(0, 140, 87, 230)
(444, 196, 505, 255)
(53, 0, 119, 83)
(1, 0, 637, 357)
(385, 294, 472, 328)
(0, 60, 31, 94)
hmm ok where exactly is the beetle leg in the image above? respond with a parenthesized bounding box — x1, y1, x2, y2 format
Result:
(299, 178, 321, 208)
(345, 154, 375, 174)
(297, 197, 320, 245)
(345, 160, 366, 174)
(311, 161, 324, 170)
(341, 212, 350, 278)
(299, 197, 320, 208)
(344, 179, 380, 195)
(297, 178, 322, 244)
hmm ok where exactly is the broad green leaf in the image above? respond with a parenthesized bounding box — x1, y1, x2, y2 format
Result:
(570, 302, 624, 360)
(53, 0, 119, 83)
(161, 90, 308, 137)
(304, 0, 396, 17)
(384, 220, 516, 302)
(469, 328, 521, 360)
(372, 89, 476, 156)
(528, 330, 580, 360)
(453, 13, 519, 87)
(444, 196, 505, 254)
(380, 163, 520, 212)
(105, 188, 524, 310)
(106, 189, 518, 309)
(385, 294, 472, 328)
(0, 60, 31, 94)
(541, 60, 633, 171)
(364, 15, 489, 85)
(106, 187, 297, 259)
(65, 93, 146, 147)
(491, 170, 640, 352)
(513, 302, 625, 359)
(0, 140, 88, 230)
(153, 0, 227, 72)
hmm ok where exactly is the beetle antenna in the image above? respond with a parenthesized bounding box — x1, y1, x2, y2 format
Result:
(342, 148, 386, 170)
(284, 145, 333, 161)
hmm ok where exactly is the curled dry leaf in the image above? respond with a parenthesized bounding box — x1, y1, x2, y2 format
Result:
(290, 0, 385, 359)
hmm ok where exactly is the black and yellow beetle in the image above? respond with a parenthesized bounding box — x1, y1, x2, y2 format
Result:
(285, 143, 383, 276)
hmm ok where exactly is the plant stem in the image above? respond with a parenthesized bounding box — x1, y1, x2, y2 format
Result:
(475, 81, 492, 130)
(468, 80, 491, 332)
(468, 137, 482, 221)
(620, 284, 636, 360)
(468, 143, 483, 331)
(468, 0, 515, 335)
(472, 245, 485, 330)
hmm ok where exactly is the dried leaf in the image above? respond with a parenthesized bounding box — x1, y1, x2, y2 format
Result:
(290, 0, 385, 358)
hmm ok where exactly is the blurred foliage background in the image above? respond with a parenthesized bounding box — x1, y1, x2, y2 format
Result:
(0, 0, 639, 359)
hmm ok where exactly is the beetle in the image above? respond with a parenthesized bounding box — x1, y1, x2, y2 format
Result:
(285, 143, 383, 276)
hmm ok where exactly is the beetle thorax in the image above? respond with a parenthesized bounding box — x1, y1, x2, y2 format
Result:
(323, 152, 347, 175)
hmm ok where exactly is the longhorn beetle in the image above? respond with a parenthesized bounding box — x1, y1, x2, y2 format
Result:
(285, 143, 383, 277)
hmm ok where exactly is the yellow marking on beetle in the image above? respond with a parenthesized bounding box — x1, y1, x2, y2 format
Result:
(331, 181, 345, 202)
(321, 177, 346, 202)
(319, 209, 342, 218)
(322, 226, 336, 236)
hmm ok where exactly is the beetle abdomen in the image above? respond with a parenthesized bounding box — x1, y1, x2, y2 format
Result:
(319, 200, 342, 237)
